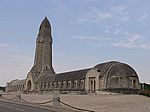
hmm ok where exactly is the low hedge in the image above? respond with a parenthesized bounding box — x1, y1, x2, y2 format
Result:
(139, 90, 150, 97)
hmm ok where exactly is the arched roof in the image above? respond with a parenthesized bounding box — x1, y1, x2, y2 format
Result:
(94, 61, 119, 76)
(107, 62, 138, 77)
(94, 61, 138, 77)
(38, 61, 139, 83)
(9, 79, 25, 86)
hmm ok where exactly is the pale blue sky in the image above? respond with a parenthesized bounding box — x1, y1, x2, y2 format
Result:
(0, 0, 150, 86)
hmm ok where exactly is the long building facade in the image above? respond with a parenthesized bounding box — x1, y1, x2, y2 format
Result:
(6, 17, 141, 94)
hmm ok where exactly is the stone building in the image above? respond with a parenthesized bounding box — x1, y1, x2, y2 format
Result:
(6, 17, 141, 94)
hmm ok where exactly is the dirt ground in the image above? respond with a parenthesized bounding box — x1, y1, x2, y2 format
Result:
(3, 94, 150, 112)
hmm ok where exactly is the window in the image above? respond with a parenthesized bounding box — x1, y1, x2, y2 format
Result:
(48, 82, 51, 89)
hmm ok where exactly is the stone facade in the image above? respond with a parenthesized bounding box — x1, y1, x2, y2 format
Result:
(6, 79, 25, 93)
(6, 17, 141, 94)
(85, 61, 140, 93)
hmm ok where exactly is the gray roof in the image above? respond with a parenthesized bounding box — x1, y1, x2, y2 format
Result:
(95, 61, 138, 77)
(40, 68, 90, 82)
(108, 62, 138, 77)
(9, 79, 25, 86)
(94, 61, 120, 76)
(55, 68, 90, 81)
(39, 61, 138, 83)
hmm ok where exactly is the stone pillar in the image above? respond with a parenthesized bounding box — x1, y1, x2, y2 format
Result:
(52, 88, 60, 107)
(96, 76, 99, 91)
(16, 91, 21, 102)
(0, 91, 2, 98)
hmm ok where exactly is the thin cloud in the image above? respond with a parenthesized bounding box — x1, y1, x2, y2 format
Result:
(70, 35, 112, 41)
(92, 8, 113, 20)
(0, 43, 20, 55)
(111, 33, 150, 50)
(140, 43, 150, 49)
(112, 42, 137, 49)
(127, 33, 142, 42)
(0, 43, 33, 85)
(70, 34, 150, 50)
(0, 42, 32, 64)
(75, 5, 130, 24)
(113, 28, 122, 35)
(71, 35, 100, 40)
(69, 35, 115, 48)
(93, 6, 130, 22)
(137, 14, 150, 21)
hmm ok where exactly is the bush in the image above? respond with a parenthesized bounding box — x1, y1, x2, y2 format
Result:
(139, 90, 150, 97)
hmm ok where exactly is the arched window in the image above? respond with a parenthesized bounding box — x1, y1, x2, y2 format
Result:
(27, 80, 32, 91)
(48, 82, 51, 90)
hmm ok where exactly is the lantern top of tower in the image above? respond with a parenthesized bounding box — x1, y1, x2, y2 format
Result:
(39, 16, 51, 31)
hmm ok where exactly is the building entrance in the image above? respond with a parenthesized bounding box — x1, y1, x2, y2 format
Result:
(27, 80, 32, 91)
(89, 77, 96, 92)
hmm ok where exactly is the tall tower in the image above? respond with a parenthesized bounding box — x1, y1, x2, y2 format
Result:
(25, 17, 55, 92)
(34, 17, 55, 74)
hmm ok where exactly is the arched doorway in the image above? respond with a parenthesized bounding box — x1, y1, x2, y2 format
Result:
(133, 80, 136, 88)
(89, 77, 96, 92)
(27, 80, 32, 91)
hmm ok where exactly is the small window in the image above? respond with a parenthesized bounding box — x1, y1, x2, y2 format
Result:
(97, 70, 101, 72)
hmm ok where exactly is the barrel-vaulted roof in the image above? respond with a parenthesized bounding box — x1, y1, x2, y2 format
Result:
(107, 62, 138, 77)
(9, 79, 25, 86)
(95, 61, 138, 77)
(94, 61, 120, 76)
(39, 61, 139, 83)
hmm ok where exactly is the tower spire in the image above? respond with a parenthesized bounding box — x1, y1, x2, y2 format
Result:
(39, 17, 51, 36)
(34, 17, 55, 74)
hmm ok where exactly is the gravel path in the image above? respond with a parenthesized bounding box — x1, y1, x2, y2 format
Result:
(2, 94, 150, 112)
